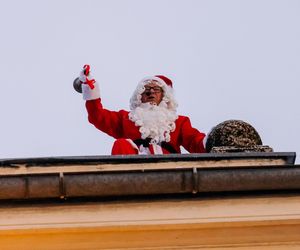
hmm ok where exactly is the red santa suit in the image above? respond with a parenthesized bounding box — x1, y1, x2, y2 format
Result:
(86, 99, 206, 154)
(80, 71, 206, 155)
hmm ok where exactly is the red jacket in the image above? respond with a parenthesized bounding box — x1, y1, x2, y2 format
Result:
(86, 99, 206, 153)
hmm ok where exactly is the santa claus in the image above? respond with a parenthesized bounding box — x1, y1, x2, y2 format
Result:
(76, 66, 206, 155)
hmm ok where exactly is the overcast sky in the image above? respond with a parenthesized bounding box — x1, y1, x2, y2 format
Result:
(0, 0, 299, 163)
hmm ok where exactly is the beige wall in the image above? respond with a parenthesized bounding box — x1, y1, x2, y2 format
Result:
(1, 194, 300, 249)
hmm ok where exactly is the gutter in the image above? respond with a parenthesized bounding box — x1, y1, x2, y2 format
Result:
(0, 152, 298, 200)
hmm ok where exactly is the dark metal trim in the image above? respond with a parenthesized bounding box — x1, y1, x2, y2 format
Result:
(192, 167, 198, 194)
(0, 152, 296, 167)
(59, 172, 66, 199)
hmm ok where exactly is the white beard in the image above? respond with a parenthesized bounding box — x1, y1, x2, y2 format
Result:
(128, 102, 178, 144)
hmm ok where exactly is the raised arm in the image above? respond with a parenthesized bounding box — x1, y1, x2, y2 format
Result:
(85, 99, 125, 139)
(75, 65, 125, 139)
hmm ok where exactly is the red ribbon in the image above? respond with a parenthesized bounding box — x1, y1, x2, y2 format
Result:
(83, 64, 95, 89)
(83, 64, 90, 76)
(86, 77, 95, 89)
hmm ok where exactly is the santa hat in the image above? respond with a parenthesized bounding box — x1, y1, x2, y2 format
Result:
(129, 75, 178, 111)
(153, 75, 173, 88)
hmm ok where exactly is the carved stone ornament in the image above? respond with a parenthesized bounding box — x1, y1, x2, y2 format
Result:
(205, 120, 273, 153)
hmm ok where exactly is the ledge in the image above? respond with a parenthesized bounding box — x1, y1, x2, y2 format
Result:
(0, 152, 298, 201)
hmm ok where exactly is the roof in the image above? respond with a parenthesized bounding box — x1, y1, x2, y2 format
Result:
(0, 152, 299, 249)
(0, 152, 297, 201)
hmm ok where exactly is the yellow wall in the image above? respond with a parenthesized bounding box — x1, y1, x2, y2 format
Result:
(1, 194, 300, 249)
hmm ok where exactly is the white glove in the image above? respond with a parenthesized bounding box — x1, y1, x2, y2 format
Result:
(82, 81, 100, 101)
(78, 65, 101, 101)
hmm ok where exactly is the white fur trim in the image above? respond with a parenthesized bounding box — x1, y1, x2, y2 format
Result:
(203, 134, 208, 147)
(79, 71, 87, 82)
(126, 139, 151, 155)
(139, 145, 151, 155)
(139, 76, 169, 87)
(152, 143, 163, 154)
(82, 81, 101, 100)
(126, 139, 164, 155)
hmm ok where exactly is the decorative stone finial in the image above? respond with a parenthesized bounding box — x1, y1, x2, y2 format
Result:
(205, 120, 273, 153)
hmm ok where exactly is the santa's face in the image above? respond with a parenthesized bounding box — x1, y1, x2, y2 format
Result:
(141, 82, 163, 105)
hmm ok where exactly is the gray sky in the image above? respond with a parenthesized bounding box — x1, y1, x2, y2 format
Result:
(0, 0, 299, 163)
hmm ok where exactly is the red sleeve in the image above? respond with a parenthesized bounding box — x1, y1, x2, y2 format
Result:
(85, 98, 125, 139)
(179, 116, 206, 153)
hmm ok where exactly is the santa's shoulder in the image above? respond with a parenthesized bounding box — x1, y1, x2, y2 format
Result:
(175, 115, 191, 123)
